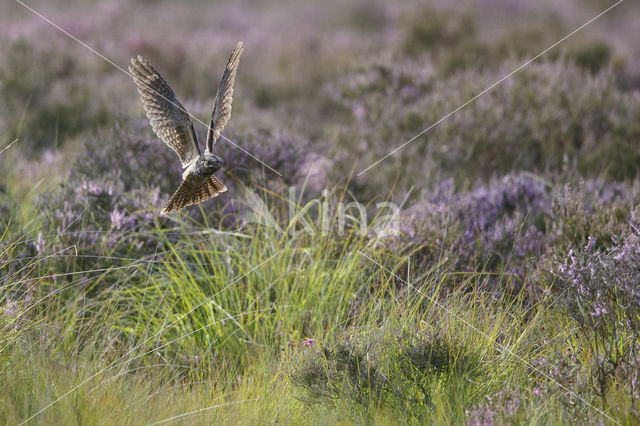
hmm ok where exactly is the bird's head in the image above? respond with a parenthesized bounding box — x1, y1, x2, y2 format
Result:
(196, 153, 223, 175)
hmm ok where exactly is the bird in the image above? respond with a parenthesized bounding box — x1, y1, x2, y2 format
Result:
(129, 41, 243, 214)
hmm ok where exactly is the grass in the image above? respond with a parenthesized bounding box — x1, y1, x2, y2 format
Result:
(1, 187, 638, 424)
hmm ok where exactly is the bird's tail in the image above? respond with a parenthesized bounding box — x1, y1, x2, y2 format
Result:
(161, 175, 227, 214)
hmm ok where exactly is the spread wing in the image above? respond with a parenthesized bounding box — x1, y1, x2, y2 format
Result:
(206, 42, 244, 153)
(129, 55, 201, 168)
(161, 175, 228, 214)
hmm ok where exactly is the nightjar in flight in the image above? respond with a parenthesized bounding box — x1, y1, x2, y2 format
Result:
(129, 42, 243, 214)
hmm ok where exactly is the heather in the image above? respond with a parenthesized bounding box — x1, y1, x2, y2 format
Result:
(2, 0, 640, 424)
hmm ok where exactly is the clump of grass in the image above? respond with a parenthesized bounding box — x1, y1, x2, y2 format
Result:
(292, 324, 477, 421)
(289, 255, 570, 423)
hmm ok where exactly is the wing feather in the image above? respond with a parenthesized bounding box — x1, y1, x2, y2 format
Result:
(161, 175, 228, 214)
(129, 56, 201, 167)
(206, 42, 244, 152)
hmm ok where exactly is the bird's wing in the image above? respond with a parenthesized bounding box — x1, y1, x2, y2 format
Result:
(206, 42, 244, 153)
(161, 175, 227, 214)
(129, 55, 201, 168)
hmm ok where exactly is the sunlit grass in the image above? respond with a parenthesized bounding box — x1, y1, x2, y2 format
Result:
(1, 187, 636, 425)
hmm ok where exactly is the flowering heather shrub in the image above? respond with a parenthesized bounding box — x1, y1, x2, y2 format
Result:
(455, 174, 550, 242)
(466, 390, 526, 425)
(401, 4, 499, 75)
(327, 59, 640, 198)
(401, 174, 552, 285)
(72, 124, 182, 192)
(0, 38, 112, 152)
(402, 5, 476, 55)
(402, 3, 621, 77)
(547, 226, 640, 400)
(24, 123, 330, 282)
(204, 129, 331, 227)
(549, 179, 637, 252)
(529, 350, 585, 402)
(216, 129, 327, 193)
(398, 174, 640, 297)
(26, 126, 180, 282)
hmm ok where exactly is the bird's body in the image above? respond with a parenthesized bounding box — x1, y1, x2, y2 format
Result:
(182, 153, 224, 181)
(129, 42, 243, 214)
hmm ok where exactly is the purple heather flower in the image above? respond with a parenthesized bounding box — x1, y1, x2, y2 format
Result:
(3, 300, 19, 318)
(590, 303, 608, 317)
(303, 338, 315, 347)
(34, 231, 45, 253)
(584, 235, 596, 253)
(87, 182, 104, 196)
(352, 103, 366, 121)
(110, 207, 127, 230)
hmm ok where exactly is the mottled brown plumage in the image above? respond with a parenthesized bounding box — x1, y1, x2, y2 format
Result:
(129, 42, 243, 214)
(129, 55, 200, 167)
(206, 42, 243, 152)
(161, 175, 228, 214)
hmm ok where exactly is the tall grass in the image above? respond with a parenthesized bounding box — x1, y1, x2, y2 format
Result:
(2, 186, 637, 424)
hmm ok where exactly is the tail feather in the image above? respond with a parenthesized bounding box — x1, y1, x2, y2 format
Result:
(161, 175, 227, 214)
